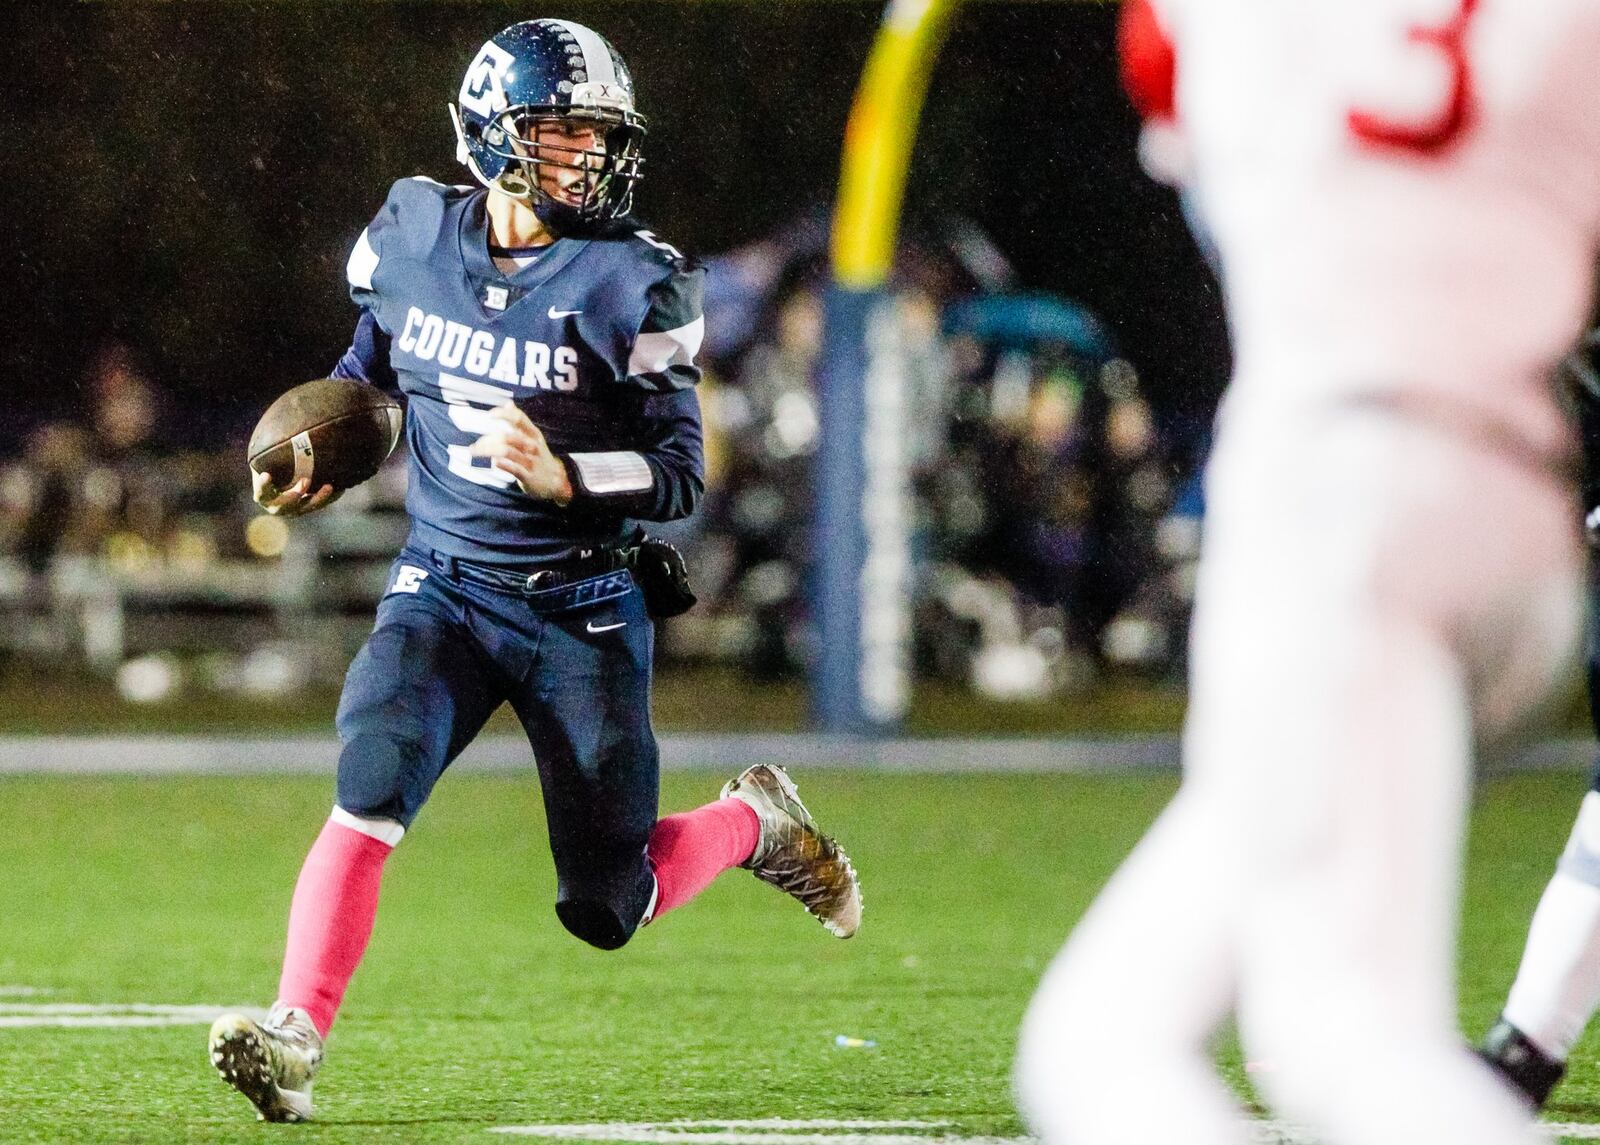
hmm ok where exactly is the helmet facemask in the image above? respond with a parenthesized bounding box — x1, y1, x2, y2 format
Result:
(478, 108, 646, 226)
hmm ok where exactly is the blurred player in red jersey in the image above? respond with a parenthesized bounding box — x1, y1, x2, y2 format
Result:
(1017, 2, 1600, 1143)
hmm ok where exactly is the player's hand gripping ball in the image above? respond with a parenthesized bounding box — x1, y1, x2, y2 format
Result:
(248, 378, 403, 516)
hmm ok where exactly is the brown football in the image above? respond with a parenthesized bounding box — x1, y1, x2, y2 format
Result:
(247, 378, 404, 492)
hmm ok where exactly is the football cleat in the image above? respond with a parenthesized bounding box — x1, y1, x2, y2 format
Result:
(208, 1003, 324, 1123)
(721, 764, 863, 939)
(1477, 1017, 1565, 1110)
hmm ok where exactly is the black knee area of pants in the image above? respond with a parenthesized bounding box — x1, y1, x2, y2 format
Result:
(555, 898, 635, 951)
(336, 732, 427, 826)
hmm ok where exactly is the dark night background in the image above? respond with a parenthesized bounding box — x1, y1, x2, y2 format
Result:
(0, 1, 1228, 456)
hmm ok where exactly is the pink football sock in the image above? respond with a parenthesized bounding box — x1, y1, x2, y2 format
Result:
(647, 797, 760, 919)
(276, 814, 396, 1038)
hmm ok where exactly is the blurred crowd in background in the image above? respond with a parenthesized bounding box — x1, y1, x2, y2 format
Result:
(0, 2, 1236, 707)
(0, 216, 1204, 704)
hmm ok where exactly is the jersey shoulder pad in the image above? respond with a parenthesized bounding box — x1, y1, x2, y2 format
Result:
(581, 221, 702, 332)
(374, 176, 475, 257)
(349, 176, 475, 296)
(622, 225, 698, 275)
(586, 217, 698, 273)
(639, 259, 705, 335)
(627, 257, 706, 384)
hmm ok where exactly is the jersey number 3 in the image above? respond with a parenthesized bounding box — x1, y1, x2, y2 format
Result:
(1347, 0, 1479, 155)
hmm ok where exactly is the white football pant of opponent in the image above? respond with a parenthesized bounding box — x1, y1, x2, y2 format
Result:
(1016, 2, 1600, 1143)
(1498, 787, 1600, 1076)
(1474, 348, 1600, 1104)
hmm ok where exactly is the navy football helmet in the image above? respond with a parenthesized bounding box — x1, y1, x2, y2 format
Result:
(449, 20, 646, 228)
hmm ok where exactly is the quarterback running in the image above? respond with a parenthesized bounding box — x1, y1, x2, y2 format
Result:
(207, 19, 861, 1124)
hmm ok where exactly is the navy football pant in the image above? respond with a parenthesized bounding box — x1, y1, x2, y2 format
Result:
(335, 547, 659, 950)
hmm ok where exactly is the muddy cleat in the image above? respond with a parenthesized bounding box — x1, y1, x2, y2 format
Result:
(208, 1003, 323, 1123)
(721, 763, 863, 938)
(1478, 1017, 1565, 1110)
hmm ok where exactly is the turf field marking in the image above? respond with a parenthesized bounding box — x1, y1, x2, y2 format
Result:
(491, 1119, 1600, 1144)
(1254, 1121, 1600, 1143)
(488, 1121, 1028, 1144)
(0, 1002, 263, 1028)
(545, 1125, 947, 1131)
(492, 1138, 1024, 1145)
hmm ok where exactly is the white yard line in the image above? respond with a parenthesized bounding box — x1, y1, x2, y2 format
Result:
(1253, 1121, 1600, 1143)
(0, 1001, 263, 1029)
(0, 1014, 230, 1028)
(641, 1126, 948, 1132)
(490, 1133, 1027, 1145)
(489, 1118, 1600, 1144)
(489, 1123, 1011, 1144)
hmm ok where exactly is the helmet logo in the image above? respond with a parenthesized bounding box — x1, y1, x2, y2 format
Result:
(460, 41, 515, 118)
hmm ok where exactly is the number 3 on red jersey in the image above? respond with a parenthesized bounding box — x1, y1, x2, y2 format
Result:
(1347, 0, 1480, 154)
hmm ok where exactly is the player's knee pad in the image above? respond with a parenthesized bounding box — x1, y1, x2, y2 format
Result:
(1557, 791, 1600, 888)
(554, 897, 636, 951)
(547, 842, 656, 950)
(335, 732, 434, 826)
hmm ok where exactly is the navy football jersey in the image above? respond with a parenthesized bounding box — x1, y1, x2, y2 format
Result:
(333, 175, 706, 567)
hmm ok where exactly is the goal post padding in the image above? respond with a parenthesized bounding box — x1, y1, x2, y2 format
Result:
(813, 0, 960, 732)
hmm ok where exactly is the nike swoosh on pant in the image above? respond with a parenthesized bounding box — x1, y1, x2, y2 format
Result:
(586, 621, 627, 633)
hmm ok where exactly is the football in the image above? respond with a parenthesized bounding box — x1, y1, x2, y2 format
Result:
(247, 378, 404, 492)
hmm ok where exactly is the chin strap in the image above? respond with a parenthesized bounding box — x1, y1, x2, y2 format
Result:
(494, 170, 536, 200)
(451, 101, 536, 205)
(447, 103, 478, 173)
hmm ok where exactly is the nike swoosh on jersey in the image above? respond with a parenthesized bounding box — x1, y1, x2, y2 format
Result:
(586, 620, 627, 633)
(548, 306, 583, 319)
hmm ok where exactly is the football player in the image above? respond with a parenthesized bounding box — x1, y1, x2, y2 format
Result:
(1479, 328, 1600, 1110)
(1016, 3, 1600, 1144)
(207, 20, 862, 1124)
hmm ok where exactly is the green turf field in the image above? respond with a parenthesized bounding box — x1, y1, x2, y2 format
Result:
(1, 769, 1597, 1143)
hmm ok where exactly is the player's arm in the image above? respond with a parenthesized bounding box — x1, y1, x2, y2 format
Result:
(254, 212, 401, 517)
(331, 309, 401, 395)
(468, 389, 705, 519)
(604, 386, 705, 522)
(557, 263, 708, 520)
(553, 388, 704, 520)
(471, 263, 707, 518)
